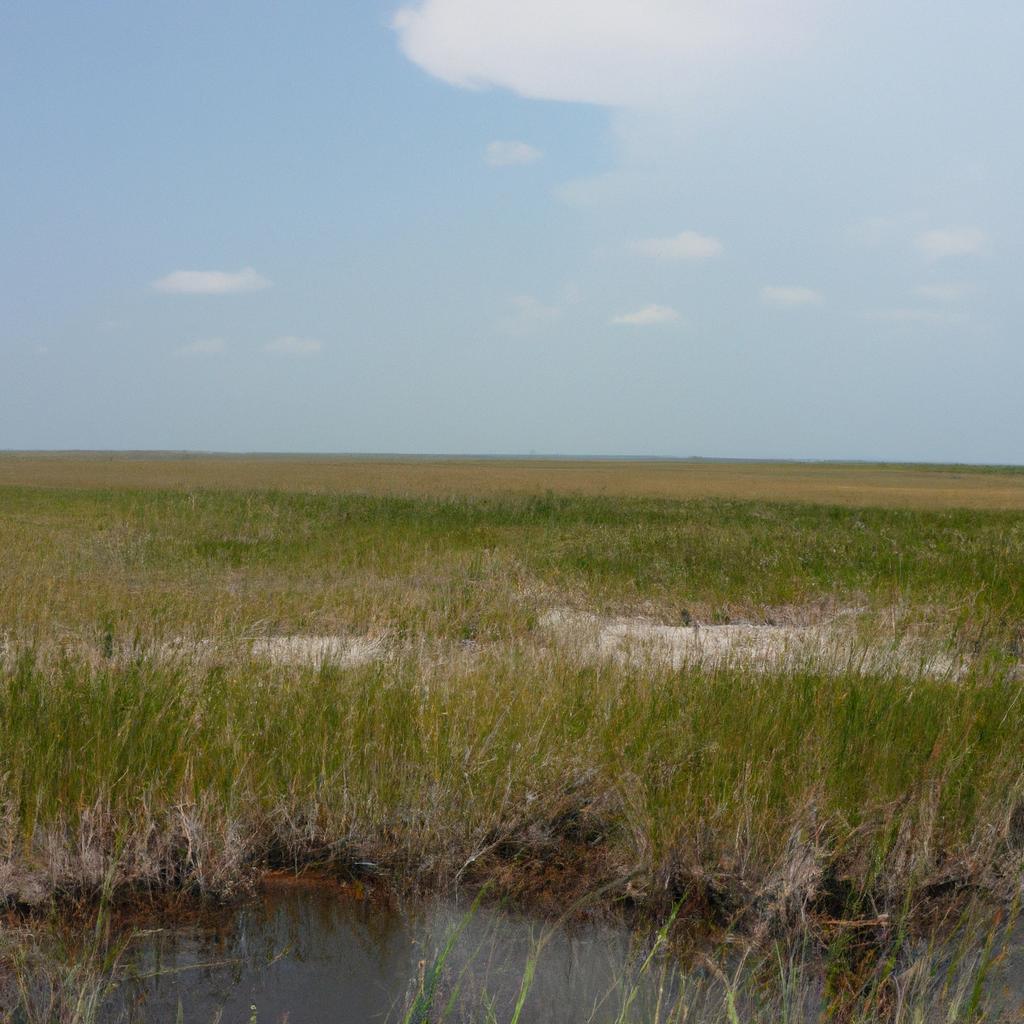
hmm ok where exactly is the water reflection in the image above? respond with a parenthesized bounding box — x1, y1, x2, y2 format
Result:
(121, 882, 653, 1023)
(110, 882, 1024, 1024)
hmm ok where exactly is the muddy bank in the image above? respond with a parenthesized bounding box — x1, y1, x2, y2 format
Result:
(2, 801, 1017, 945)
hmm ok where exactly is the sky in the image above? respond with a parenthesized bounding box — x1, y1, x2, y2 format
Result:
(3, 1, 1023, 462)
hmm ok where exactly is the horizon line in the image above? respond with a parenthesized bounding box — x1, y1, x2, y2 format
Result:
(2, 449, 1022, 470)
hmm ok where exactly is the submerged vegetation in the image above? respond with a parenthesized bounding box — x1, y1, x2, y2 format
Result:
(1, 458, 1023, 1019)
(400, 896, 1022, 1024)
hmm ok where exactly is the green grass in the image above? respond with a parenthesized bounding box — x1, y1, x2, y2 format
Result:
(1, 486, 1023, 648)
(2, 478, 1024, 1018)
(1, 482, 1022, 909)
(2, 647, 1022, 917)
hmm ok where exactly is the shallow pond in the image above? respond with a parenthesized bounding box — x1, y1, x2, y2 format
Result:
(120, 881, 658, 1023)
(94, 882, 1024, 1023)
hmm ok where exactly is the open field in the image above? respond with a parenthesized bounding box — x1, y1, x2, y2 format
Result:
(2, 455, 1024, 1020)
(2, 470, 1024, 645)
(3, 452, 1024, 510)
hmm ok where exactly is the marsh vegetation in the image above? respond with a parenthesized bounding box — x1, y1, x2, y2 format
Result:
(1, 455, 1023, 1020)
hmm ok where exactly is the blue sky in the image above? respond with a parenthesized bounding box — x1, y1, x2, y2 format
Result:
(3, 1, 1022, 461)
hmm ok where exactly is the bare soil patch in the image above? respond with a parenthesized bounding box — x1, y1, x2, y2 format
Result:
(539, 608, 966, 677)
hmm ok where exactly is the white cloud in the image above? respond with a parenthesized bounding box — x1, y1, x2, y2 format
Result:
(915, 282, 974, 302)
(632, 230, 723, 261)
(152, 268, 271, 295)
(915, 228, 987, 262)
(760, 285, 823, 308)
(393, 0, 819, 108)
(177, 337, 226, 356)
(485, 140, 542, 166)
(264, 336, 323, 356)
(612, 304, 680, 325)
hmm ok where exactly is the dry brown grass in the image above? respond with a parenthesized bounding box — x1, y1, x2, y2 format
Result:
(3, 452, 1024, 510)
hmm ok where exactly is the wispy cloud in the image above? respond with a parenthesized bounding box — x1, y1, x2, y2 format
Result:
(499, 294, 561, 333)
(612, 304, 680, 326)
(264, 336, 323, 356)
(863, 308, 965, 327)
(760, 285, 823, 308)
(553, 172, 619, 208)
(485, 140, 542, 166)
(176, 337, 226, 356)
(915, 282, 974, 302)
(915, 228, 987, 262)
(152, 268, 271, 295)
(632, 231, 723, 261)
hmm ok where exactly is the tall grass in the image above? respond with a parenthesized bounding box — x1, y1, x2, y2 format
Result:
(1, 487, 1022, 653)
(1, 647, 1022, 919)
(1, 478, 1023, 1017)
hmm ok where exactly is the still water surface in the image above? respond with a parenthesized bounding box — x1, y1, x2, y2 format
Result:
(113, 882, 1024, 1023)
(123, 882, 653, 1023)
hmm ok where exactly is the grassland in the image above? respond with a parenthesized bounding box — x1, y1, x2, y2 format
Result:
(1, 455, 1023, 1019)
(3, 451, 1024, 509)
(2, 469, 1024, 643)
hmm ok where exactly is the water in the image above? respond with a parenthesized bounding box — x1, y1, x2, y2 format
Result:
(97, 881, 1024, 1023)
(117, 881, 661, 1023)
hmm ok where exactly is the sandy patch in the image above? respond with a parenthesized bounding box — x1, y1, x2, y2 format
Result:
(247, 634, 384, 668)
(0, 616, 982, 678)
(152, 633, 385, 668)
(0, 632, 388, 670)
(540, 608, 963, 677)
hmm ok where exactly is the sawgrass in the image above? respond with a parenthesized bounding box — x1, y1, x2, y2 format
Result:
(1, 462, 1023, 1018)
(1, 485, 1022, 655)
(2, 461, 1024, 1020)
(1, 473, 1023, 912)
(2, 453, 1024, 509)
(2, 648, 1022, 919)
